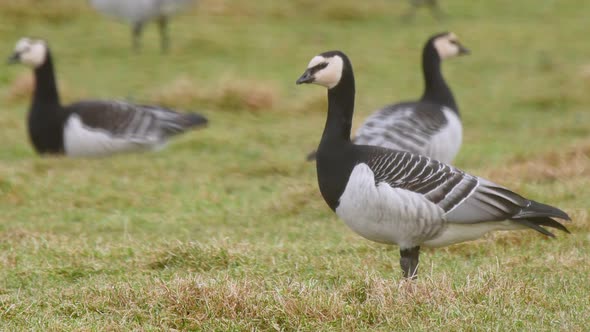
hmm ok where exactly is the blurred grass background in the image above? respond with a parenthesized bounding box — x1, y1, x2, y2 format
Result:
(0, 0, 588, 330)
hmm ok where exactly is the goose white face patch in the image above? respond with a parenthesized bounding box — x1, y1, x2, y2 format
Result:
(307, 55, 344, 89)
(14, 38, 48, 68)
(433, 33, 461, 59)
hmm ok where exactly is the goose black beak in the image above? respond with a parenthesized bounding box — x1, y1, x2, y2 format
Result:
(296, 70, 314, 85)
(7, 52, 20, 64)
(458, 44, 470, 55)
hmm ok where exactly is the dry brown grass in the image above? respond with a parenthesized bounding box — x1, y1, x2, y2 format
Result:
(151, 75, 278, 112)
(486, 141, 589, 182)
(577, 63, 590, 80)
(39, 265, 580, 330)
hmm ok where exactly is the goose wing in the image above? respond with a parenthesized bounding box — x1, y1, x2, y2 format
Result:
(354, 102, 450, 154)
(66, 100, 207, 142)
(361, 148, 570, 236)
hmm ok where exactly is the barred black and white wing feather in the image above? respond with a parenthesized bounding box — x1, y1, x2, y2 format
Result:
(354, 102, 461, 163)
(62, 100, 207, 157)
(335, 146, 569, 249)
(364, 148, 569, 235)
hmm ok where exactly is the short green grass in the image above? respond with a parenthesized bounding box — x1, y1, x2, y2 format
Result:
(0, 0, 589, 330)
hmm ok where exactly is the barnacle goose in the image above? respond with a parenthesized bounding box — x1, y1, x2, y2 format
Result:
(296, 50, 570, 279)
(8, 37, 207, 157)
(307, 32, 468, 163)
(88, 0, 196, 52)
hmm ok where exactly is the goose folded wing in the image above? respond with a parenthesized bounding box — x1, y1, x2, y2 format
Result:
(354, 102, 449, 150)
(67, 100, 204, 142)
(442, 178, 570, 235)
(363, 149, 569, 233)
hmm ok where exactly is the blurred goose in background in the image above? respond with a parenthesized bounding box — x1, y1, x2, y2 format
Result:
(404, 0, 444, 21)
(307, 32, 468, 164)
(88, 0, 196, 52)
(296, 50, 570, 279)
(7, 37, 208, 157)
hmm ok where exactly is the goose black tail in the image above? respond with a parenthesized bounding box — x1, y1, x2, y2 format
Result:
(513, 201, 571, 237)
(184, 112, 208, 128)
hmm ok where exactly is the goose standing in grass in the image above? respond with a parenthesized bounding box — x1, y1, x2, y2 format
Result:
(88, 0, 196, 52)
(307, 32, 468, 163)
(7, 37, 208, 157)
(296, 50, 570, 279)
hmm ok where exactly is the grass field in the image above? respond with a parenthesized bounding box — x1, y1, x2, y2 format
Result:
(0, 0, 589, 330)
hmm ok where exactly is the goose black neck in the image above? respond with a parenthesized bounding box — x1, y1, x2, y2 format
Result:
(420, 44, 458, 113)
(32, 52, 61, 109)
(321, 64, 355, 146)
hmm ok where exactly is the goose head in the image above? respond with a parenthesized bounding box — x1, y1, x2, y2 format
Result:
(8, 37, 49, 68)
(296, 51, 348, 89)
(430, 32, 469, 59)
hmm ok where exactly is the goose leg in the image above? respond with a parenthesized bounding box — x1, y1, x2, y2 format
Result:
(400, 246, 420, 279)
(132, 22, 144, 52)
(157, 16, 169, 53)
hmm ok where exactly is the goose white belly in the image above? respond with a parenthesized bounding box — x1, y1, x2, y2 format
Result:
(335, 163, 446, 249)
(425, 108, 462, 163)
(63, 114, 161, 157)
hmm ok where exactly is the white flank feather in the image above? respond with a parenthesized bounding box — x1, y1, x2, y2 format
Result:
(63, 114, 162, 157)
